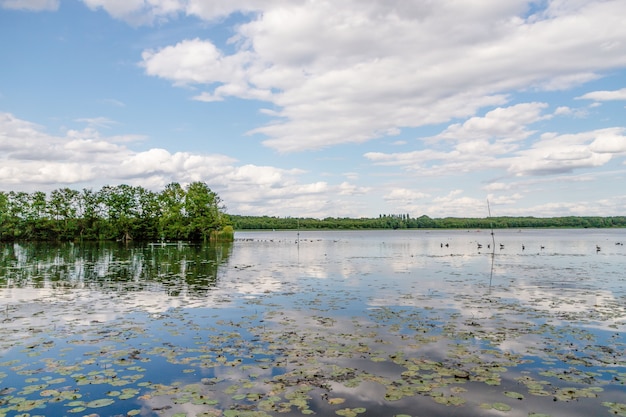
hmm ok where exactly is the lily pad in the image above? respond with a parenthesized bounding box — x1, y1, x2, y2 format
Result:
(492, 402, 511, 411)
(86, 398, 115, 408)
(504, 391, 524, 400)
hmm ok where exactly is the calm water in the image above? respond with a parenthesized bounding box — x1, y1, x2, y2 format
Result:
(1, 229, 625, 417)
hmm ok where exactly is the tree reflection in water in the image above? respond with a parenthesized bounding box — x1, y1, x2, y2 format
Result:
(0, 241, 232, 296)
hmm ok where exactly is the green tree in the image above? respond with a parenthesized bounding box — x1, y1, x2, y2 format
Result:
(99, 184, 138, 241)
(48, 188, 80, 239)
(6, 191, 30, 238)
(78, 188, 101, 240)
(184, 181, 223, 241)
(134, 187, 161, 240)
(0, 184, 232, 242)
(159, 182, 186, 240)
(0, 192, 9, 240)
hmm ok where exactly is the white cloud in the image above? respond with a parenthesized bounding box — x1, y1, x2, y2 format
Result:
(427, 102, 549, 143)
(141, 38, 242, 86)
(384, 188, 429, 202)
(363, 96, 626, 178)
(553, 106, 589, 119)
(80, 0, 292, 25)
(5, 1, 626, 218)
(487, 192, 523, 206)
(589, 129, 626, 153)
(0, 0, 58, 11)
(576, 87, 626, 101)
(75, 117, 118, 129)
(0, 111, 354, 217)
(483, 182, 512, 192)
(132, 0, 626, 153)
(81, 0, 185, 25)
(423, 190, 487, 218)
(64, 138, 124, 154)
(338, 181, 371, 196)
(507, 129, 623, 176)
(102, 98, 126, 107)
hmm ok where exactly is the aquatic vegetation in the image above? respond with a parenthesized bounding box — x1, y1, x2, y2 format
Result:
(1, 230, 625, 416)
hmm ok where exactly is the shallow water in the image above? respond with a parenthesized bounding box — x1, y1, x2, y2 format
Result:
(1, 229, 625, 417)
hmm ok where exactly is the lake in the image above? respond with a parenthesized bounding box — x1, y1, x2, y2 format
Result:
(1, 229, 625, 417)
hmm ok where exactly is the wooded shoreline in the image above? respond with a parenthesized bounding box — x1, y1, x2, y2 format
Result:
(0, 183, 233, 242)
(1, 213, 624, 242)
(2, 183, 624, 242)
(230, 214, 626, 231)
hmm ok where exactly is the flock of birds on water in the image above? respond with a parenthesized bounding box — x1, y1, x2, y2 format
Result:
(238, 237, 624, 254)
(440, 241, 625, 253)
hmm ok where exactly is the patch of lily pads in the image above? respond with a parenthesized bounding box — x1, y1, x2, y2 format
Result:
(1, 239, 625, 416)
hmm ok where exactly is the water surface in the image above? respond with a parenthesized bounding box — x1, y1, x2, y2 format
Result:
(1, 229, 625, 416)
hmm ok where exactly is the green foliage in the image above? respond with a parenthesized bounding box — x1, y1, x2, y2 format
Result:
(185, 181, 223, 241)
(0, 183, 231, 242)
(212, 225, 234, 242)
(230, 214, 626, 230)
(3, 185, 624, 242)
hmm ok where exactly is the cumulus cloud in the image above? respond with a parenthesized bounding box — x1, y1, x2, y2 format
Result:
(576, 87, 626, 101)
(141, 39, 246, 86)
(427, 102, 550, 143)
(79, 0, 285, 25)
(384, 188, 429, 202)
(423, 190, 488, 218)
(0, 0, 58, 11)
(507, 129, 623, 176)
(364, 101, 625, 179)
(363, 102, 548, 175)
(129, 0, 626, 153)
(6, 0, 626, 218)
(589, 128, 626, 154)
(75, 117, 118, 129)
(0, 111, 368, 217)
(80, 0, 184, 25)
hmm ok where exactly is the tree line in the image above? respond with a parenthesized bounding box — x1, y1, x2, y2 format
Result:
(2, 184, 624, 242)
(0, 182, 233, 242)
(230, 214, 626, 230)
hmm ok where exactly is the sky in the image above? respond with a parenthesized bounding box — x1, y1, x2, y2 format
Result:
(1, 0, 626, 219)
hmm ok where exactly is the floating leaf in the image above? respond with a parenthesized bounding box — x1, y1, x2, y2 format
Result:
(504, 391, 524, 400)
(86, 398, 115, 408)
(336, 408, 366, 417)
(602, 402, 626, 417)
(68, 406, 87, 413)
(328, 398, 346, 405)
(492, 402, 511, 411)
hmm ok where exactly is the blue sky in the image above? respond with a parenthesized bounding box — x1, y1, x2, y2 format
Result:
(1, 0, 625, 218)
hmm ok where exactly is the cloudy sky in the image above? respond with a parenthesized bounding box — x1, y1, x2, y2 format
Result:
(1, 0, 626, 218)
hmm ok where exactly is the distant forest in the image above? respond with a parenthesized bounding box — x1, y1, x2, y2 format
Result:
(230, 213, 626, 230)
(0, 183, 233, 242)
(2, 184, 625, 243)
